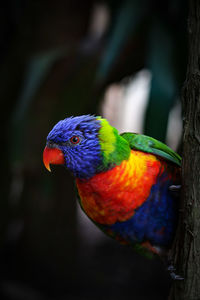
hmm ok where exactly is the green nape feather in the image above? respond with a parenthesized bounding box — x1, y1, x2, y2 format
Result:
(120, 132, 181, 166)
(97, 117, 131, 169)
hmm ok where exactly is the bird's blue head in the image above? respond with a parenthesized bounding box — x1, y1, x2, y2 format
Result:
(43, 114, 130, 179)
(43, 115, 103, 179)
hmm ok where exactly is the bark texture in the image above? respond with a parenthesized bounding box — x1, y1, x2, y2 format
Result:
(169, 0, 200, 299)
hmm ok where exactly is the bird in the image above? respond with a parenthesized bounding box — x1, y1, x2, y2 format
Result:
(43, 115, 181, 263)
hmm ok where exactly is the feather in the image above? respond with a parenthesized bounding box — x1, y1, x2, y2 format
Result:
(120, 132, 181, 166)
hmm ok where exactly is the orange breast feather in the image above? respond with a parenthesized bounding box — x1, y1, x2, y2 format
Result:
(76, 150, 163, 225)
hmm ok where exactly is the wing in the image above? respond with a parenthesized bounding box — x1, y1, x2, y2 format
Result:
(121, 132, 181, 166)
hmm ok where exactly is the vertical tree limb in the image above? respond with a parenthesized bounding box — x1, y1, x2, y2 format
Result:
(169, 0, 200, 299)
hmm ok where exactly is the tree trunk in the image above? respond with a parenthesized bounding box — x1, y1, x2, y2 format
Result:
(169, 0, 200, 299)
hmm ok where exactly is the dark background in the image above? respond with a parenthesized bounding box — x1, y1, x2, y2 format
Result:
(1, 1, 187, 299)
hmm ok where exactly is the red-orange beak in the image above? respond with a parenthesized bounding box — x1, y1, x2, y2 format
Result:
(43, 146, 65, 172)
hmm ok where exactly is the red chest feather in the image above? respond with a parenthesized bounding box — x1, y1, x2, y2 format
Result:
(76, 150, 170, 225)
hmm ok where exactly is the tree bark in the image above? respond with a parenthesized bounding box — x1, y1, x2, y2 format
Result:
(169, 0, 200, 299)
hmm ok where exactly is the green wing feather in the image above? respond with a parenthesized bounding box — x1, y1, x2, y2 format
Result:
(121, 132, 181, 166)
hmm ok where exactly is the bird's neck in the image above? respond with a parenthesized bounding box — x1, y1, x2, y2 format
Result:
(73, 119, 131, 180)
(98, 140, 131, 173)
(96, 119, 131, 172)
(73, 137, 130, 180)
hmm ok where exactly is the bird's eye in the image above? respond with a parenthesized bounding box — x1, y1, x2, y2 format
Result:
(70, 136, 80, 145)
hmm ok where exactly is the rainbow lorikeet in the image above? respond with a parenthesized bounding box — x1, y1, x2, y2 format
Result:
(43, 115, 181, 260)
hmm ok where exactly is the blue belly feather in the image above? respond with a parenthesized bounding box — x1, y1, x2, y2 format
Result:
(102, 172, 179, 248)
